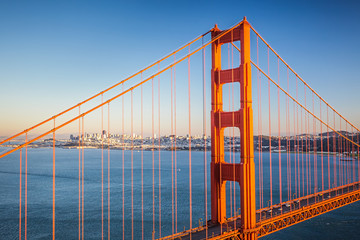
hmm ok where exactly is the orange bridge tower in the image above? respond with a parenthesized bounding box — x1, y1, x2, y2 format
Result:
(210, 17, 257, 239)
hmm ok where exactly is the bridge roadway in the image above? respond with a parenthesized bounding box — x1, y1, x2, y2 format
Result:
(159, 182, 360, 240)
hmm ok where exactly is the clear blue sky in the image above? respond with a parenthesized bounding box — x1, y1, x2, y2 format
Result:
(1, 0, 360, 137)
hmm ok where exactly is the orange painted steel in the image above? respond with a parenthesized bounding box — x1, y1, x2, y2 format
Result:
(238, 19, 257, 240)
(210, 17, 257, 240)
(210, 22, 226, 224)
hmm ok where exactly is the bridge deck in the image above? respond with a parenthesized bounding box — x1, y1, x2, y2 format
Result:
(159, 182, 360, 240)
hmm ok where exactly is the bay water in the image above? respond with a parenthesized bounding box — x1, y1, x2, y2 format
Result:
(1, 147, 360, 239)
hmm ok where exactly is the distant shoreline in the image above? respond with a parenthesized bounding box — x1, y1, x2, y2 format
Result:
(1, 144, 358, 157)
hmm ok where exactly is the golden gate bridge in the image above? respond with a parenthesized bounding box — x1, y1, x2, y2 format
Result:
(1, 17, 360, 239)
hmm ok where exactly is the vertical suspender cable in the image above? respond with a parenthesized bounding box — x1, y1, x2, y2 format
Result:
(304, 87, 308, 197)
(267, 47, 272, 208)
(320, 101, 324, 193)
(121, 84, 125, 240)
(308, 96, 311, 195)
(101, 95, 104, 240)
(53, 119, 56, 240)
(333, 112, 337, 187)
(174, 59, 178, 233)
(258, 37, 263, 211)
(296, 78, 300, 200)
(78, 108, 81, 240)
(347, 124, 349, 184)
(352, 128, 359, 182)
(277, 58, 282, 208)
(202, 38, 208, 237)
(158, 64, 162, 238)
(300, 108, 305, 196)
(287, 69, 291, 202)
(356, 129, 360, 182)
(107, 103, 110, 240)
(338, 118, 341, 186)
(81, 117, 85, 240)
(256, 36, 262, 212)
(131, 90, 134, 240)
(351, 127, 354, 183)
(261, 68, 264, 210)
(348, 124, 351, 184)
(294, 100, 297, 199)
(188, 47, 192, 236)
(19, 149, 22, 240)
(327, 106, 330, 190)
(25, 132, 28, 240)
(286, 69, 290, 202)
(349, 124, 351, 184)
(122, 84, 125, 240)
(152, 78, 155, 237)
(342, 119, 344, 188)
(308, 91, 311, 196)
(349, 126, 351, 182)
(345, 123, 348, 185)
(141, 79, 144, 240)
(346, 122, 348, 185)
(353, 128, 355, 184)
(345, 125, 348, 182)
(354, 127, 357, 183)
(312, 94, 317, 194)
(341, 120, 346, 185)
(351, 127, 355, 183)
(338, 118, 344, 186)
(171, 67, 174, 235)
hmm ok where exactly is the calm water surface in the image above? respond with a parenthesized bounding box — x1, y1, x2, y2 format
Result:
(1, 147, 360, 239)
